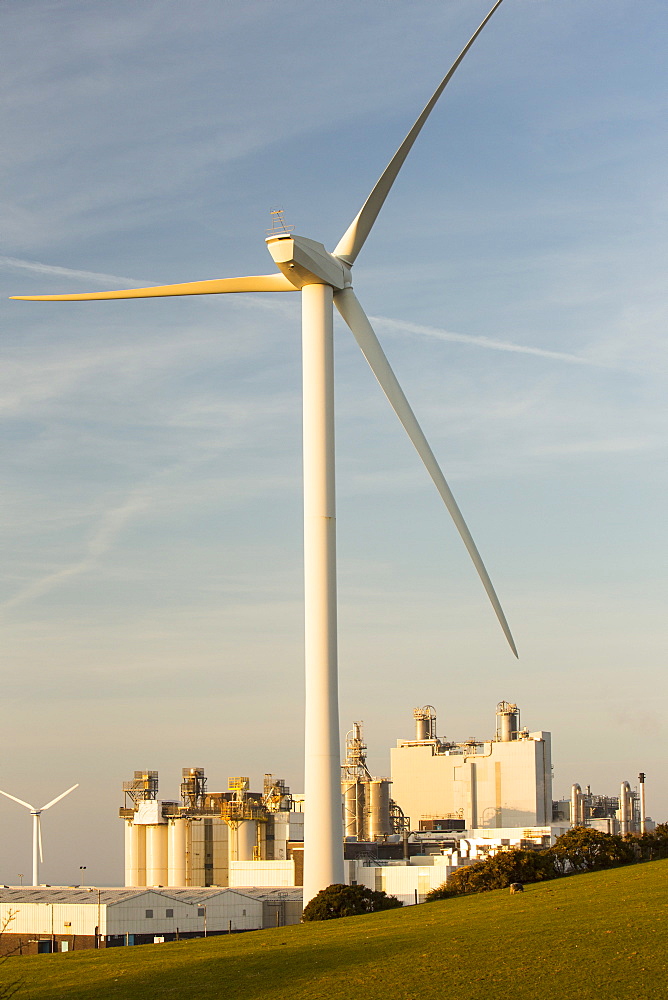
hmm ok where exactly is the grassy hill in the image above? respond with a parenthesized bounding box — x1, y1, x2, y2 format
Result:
(6, 860, 668, 1000)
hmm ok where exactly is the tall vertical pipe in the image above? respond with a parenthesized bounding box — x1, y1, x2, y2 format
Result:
(570, 783, 582, 827)
(301, 282, 344, 905)
(638, 773, 646, 835)
(620, 781, 631, 836)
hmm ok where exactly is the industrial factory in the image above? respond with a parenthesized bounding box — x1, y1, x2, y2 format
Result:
(120, 769, 303, 890)
(0, 700, 651, 953)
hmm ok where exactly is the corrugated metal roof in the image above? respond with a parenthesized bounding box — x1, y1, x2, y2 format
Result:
(0, 886, 303, 905)
(0, 888, 152, 905)
(231, 887, 303, 901)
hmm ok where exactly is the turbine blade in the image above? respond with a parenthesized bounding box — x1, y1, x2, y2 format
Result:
(334, 287, 517, 657)
(0, 789, 34, 811)
(41, 783, 79, 811)
(10, 273, 296, 302)
(334, 0, 505, 265)
(38, 817, 44, 864)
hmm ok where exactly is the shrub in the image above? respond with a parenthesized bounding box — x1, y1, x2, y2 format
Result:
(302, 883, 403, 921)
(550, 827, 635, 874)
(426, 848, 557, 901)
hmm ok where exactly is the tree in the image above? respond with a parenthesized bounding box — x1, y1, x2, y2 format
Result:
(550, 827, 635, 874)
(302, 884, 402, 921)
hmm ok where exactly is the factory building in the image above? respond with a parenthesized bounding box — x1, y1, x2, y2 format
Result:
(120, 769, 304, 888)
(0, 886, 303, 955)
(390, 702, 552, 835)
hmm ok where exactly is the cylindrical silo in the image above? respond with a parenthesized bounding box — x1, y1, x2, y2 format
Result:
(124, 820, 146, 887)
(367, 780, 391, 840)
(145, 824, 168, 885)
(237, 819, 256, 861)
(167, 818, 187, 886)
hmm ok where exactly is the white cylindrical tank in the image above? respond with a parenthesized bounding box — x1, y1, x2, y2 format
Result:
(570, 783, 583, 827)
(367, 780, 391, 840)
(124, 821, 146, 887)
(228, 820, 256, 863)
(145, 824, 168, 885)
(167, 818, 187, 886)
(620, 781, 632, 836)
(237, 819, 256, 860)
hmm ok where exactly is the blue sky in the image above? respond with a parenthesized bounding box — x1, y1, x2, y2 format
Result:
(1, 0, 666, 884)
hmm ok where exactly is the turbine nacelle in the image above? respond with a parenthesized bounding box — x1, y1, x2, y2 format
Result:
(266, 233, 352, 290)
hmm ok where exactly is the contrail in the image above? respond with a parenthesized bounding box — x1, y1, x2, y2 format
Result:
(372, 315, 611, 368)
(0, 255, 148, 288)
(1, 492, 150, 612)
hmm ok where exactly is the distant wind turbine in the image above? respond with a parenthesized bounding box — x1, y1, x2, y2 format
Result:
(12, 0, 515, 904)
(0, 785, 79, 886)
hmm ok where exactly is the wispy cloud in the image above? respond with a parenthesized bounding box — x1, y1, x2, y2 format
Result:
(371, 315, 614, 369)
(0, 255, 148, 287)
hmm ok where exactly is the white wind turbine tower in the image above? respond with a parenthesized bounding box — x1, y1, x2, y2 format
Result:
(0, 785, 79, 886)
(13, 0, 516, 904)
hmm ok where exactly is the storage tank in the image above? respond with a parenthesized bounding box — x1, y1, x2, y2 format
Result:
(496, 701, 519, 742)
(367, 780, 391, 840)
(413, 706, 436, 741)
(145, 824, 168, 885)
(229, 820, 257, 862)
(167, 818, 187, 886)
(124, 820, 146, 887)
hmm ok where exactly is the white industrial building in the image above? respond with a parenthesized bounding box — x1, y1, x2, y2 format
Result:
(0, 886, 303, 955)
(390, 703, 552, 835)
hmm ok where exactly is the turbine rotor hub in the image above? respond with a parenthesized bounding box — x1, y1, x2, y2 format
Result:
(266, 233, 352, 290)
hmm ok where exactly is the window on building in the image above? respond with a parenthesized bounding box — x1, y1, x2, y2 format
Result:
(165, 909, 174, 918)
(145, 909, 153, 919)
(197, 908, 205, 917)
(242, 909, 246, 916)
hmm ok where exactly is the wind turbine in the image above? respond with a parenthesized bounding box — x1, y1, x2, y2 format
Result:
(0, 784, 79, 886)
(12, 0, 516, 903)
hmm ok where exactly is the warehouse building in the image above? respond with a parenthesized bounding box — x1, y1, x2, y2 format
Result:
(0, 886, 303, 955)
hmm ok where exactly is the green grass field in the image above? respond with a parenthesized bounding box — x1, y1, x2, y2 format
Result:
(6, 861, 668, 1000)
